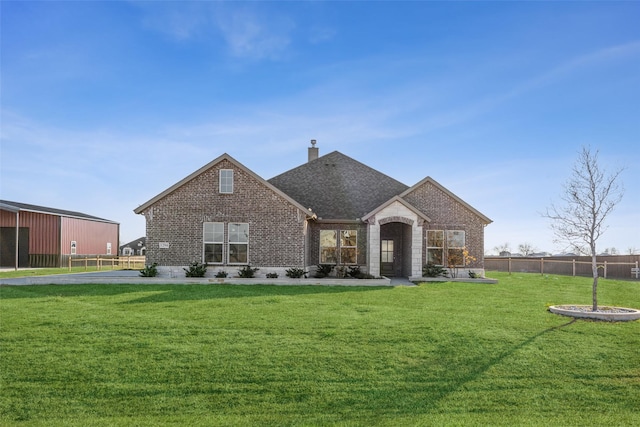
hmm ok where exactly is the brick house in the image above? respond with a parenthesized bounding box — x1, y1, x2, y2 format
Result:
(134, 142, 491, 279)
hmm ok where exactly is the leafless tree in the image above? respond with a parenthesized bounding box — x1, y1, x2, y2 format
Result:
(544, 146, 624, 311)
(518, 242, 536, 256)
(493, 242, 511, 256)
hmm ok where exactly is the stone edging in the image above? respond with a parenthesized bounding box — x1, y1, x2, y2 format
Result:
(549, 305, 640, 321)
(411, 277, 499, 284)
(0, 276, 393, 287)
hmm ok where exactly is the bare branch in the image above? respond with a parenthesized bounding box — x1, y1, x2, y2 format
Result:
(542, 146, 625, 310)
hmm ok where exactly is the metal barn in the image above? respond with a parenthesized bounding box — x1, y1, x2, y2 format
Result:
(0, 200, 119, 268)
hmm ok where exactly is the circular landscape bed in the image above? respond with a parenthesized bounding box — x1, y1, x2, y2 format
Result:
(549, 305, 640, 322)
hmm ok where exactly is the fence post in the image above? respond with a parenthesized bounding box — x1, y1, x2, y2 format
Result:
(508, 257, 512, 275)
(541, 258, 544, 275)
(604, 261, 607, 279)
(97, 255, 100, 270)
(572, 259, 576, 276)
(85, 257, 88, 271)
(68, 256, 71, 271)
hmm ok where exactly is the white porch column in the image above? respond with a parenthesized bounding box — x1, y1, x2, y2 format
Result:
(411, 221, 423, 277)
(368, 221, 380, 277)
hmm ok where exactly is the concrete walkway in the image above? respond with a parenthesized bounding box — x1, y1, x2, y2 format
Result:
(390, 277, 418, 286)
(0, 270, 414, 287)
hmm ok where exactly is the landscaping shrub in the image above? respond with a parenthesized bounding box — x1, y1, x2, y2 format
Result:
(347, 266, 362, 278)
(423, 263, 448, 278)
(237, 265, 259, 278)
(266, 272, 279, 279)
(215, 271, 228, 278)
(285, 267, 307, 278)
(315, 264, 334, 278)
(184, 261, 207, 278)
(139, 262, 158, 277)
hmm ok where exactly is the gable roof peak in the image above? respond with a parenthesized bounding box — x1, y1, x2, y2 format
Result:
(133, 152, 314, 216)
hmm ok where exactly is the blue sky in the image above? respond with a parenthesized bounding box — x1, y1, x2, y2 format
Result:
(2, 1, 639, 254)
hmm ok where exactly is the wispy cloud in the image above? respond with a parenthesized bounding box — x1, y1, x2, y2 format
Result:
(500, 40, 640, 102)
(137, 2, 297, 61)
(214, 6, 294, 60)
(138, 1, 210, 41)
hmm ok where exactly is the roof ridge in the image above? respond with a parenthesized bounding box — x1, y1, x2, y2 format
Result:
(269, 150, 407, 187)
(0, 200, 117, 223)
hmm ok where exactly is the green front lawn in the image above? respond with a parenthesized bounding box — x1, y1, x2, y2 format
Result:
(1, 272, 638, 426)
(0, 266, 132, 279)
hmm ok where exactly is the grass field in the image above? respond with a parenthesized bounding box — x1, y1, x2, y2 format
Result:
(0, 266, 136, 279)
(1, 272, 638, 426)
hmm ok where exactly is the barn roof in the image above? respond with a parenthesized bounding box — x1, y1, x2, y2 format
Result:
(0, 200, 118, 224)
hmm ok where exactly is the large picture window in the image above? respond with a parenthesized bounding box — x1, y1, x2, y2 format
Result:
(426, 230, 444, 265)
(446, 230, 465, 266)
(319, 229, 357, 264)
(219, 169, 234, 194)
(228, 223, 249, 264)
(319, 230, 337, 264)
(204, 222, 224, 263)
(340, 230, 357, 264)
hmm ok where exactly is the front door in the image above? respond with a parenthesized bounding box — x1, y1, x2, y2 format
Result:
(381, 239, 395, 277)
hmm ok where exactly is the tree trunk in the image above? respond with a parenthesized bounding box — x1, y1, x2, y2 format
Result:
(591, 252, 598, 311)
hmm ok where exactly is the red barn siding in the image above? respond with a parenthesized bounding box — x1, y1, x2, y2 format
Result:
(60, 217, 119, 255)
(0, 210, 60, 255)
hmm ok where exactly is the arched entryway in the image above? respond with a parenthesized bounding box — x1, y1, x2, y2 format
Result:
(379, 221, 412, 277)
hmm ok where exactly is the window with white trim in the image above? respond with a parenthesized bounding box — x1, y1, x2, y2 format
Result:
(319, 230, 337, 264)
(426, 230, 444, 265)
(219, 169, 234, 194)
(70, 241, 77, 255)
(228, 223, 248, 264)
(446, 230, 465, 266)
(204, 222, 224, 264)
(106, 242, 112, 255)
(340, 230, 357, 264)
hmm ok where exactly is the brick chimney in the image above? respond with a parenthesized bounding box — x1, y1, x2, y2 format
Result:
(308, 139, 319, 162)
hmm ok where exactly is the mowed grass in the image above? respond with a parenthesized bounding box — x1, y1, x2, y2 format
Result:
(0, 266, 137, 279)
(1, 272, 638, 426)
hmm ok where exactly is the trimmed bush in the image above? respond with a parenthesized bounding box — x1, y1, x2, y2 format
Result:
(285, 267, 307, 278)
(238, 265, 259, 278)
(315, 264, 334, 278)
(139, 263, 158, 277)
(423, 263, 448, 278)
(184, 261, 207, 278)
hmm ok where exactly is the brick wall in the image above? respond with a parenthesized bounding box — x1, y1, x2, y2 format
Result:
(144, 159, 307, 268)
(402, 180, 486, 268)
(307, 222, 368, 268)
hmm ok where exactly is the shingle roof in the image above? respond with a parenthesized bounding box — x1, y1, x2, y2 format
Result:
(0, 200, 117, 223)
(268, 151, 409, 220)
(120, 236, 146, 250)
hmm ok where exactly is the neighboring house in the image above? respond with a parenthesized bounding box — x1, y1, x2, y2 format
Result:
(120, 237, 146, 256)
(0, 200, 119, 268)
(134, 143, 492, 279)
